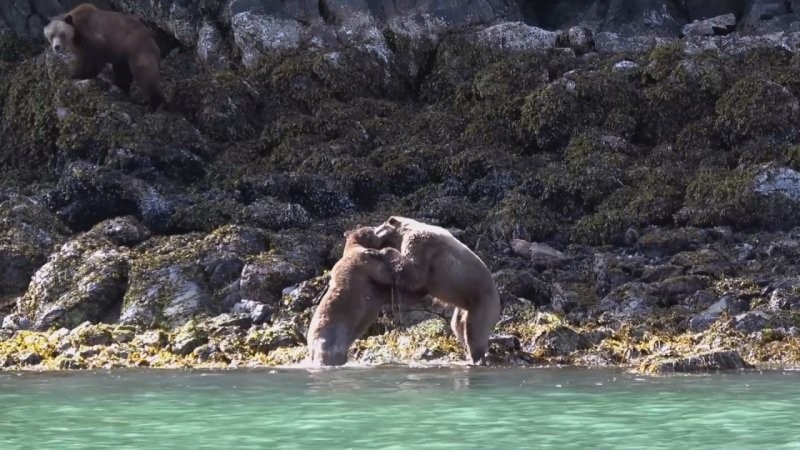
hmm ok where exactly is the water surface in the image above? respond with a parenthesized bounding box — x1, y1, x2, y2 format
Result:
(1, 366, 798, 449)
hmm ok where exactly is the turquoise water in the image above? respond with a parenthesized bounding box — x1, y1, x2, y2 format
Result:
(1, 366, 798, 449)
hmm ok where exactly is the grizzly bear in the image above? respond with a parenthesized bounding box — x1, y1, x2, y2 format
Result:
(43, 3, 165, 109)
(306, 227, 407, 366)
(374, 216, 501, 365)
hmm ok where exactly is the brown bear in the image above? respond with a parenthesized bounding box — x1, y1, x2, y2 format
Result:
(306, 227, 406, 366)
(374, 216, 501, 365)
(43, 3, 165, 109)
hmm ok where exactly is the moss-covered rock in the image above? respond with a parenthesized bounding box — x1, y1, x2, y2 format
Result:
(715, 77, 800, 144)
(19, 234, 129, 331)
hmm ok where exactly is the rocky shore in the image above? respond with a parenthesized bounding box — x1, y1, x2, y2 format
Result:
(2, 0, 800, 374)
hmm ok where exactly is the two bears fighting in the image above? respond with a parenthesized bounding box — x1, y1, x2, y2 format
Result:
(43, 3, 165, 109)
(307, 216, 502, 367)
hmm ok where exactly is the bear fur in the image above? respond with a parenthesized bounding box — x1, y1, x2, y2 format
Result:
(306, 227, 403, 366)
(43, 3, 165, 109)
(374, 216, 501, 365)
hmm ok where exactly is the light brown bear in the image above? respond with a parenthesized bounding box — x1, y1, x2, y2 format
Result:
(374, 216, 501, 365)
(43, 3, 165, 109)
(306, 227, 408, 366)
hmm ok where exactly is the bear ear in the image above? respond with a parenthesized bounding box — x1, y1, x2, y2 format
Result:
(64, 14, 74, 25)
(387, 216, 400, 227)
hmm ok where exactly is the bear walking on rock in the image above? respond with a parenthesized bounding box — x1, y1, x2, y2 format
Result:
(43, 3, 165, 109)
(306, 227, 406, 366)
(374, 216, 501, 365)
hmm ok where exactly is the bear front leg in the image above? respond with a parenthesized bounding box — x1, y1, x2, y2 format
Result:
(70, 56, 103, 80)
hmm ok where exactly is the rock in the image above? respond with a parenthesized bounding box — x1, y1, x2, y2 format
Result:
(489, 334, 521, 353)
(0, 195, 68, 303)
(566, 26, 594, 55)
(684, 0, 747, 21)
(741, 0, 792, 33)
(121, 226, 268, 328)
(682, 13, 737, 37)
(492, 270, 551, 307)
(705, 295, 750, 315)
(231, 300, 272, 325)
(768, 283, 800, 311)
(195, 19, 230, 72)
(670, 249, 733, 278)
(688, 313, 720, 332)
(18, 351, 41, 366)
(510, 239, 567, 267)
(734, 311, 771, 334)
(111, 325, 136, 344)
(55, 355, 87, 370)
(637, 227, 707, 258)
(69, 322, 112, 347)
(753, 167, 800, 203)
(532, 326, 581, 357)
(20, 234, 129, 331)
(551, 281, 597, 314)
(88, 216, 151, 247)
(612, 60, 640, 73)
(641, 350, 751, 373)
(238, 198, 312, 230)
(44, 162, 177, 234)
(171, 322, 209, 356)
(133, 330, 169, 348)
(2, 313, 31, 331)
(246, 320, 302, 354)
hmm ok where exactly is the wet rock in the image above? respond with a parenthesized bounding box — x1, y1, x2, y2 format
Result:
(281, 277, 329, 312)
(195, 19, 230, 72)
(688, 313, 721, 332)
(19, 233, 129, 331)
(753, 167, 800, 203)
(489, 334, 522, 353)
(641, 350, 751, 373)
(510, 239, 567, 267)
(246, 320, 302, 354)
(637, 227, 707, 258)
(682, 14, 737, 37)
(133, 330, 169, 348)
(596, 282, 657, 317)
(767, 281, 800, 311)
(669, 249, 732, 277)
(171, 322, 209, 356)
(231, 300, 272, 325)
(612, 60, 640, 73)
(18, 351, 42, 366)
(653, 276, 710, 306)
(579, 328, 613, 348)
(121, 226, 268, 328)
(111, 325, 135, 344)
(551, 281, 597, 314)
(493, 270, 551, 307)
(706, 295, 750, 316)
(532, 325, 581, 357)
(734, 311, 771, 334)
(55, 355, 87, 370)
(88, 216, 151, 247)
(239, 233, 326, 306)
(44, 162, 175, 234)
(237, 198, 312, 230)
(685, 0, 747, 21)
(2, 313, 31, 331)
(0, 195, 69, 303)
(68, 322, 112, 347)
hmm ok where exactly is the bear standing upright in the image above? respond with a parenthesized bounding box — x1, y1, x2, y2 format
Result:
(43, 3, 165, 109)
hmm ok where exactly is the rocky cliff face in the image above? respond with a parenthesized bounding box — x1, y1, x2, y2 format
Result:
(1, 0, 800, 372)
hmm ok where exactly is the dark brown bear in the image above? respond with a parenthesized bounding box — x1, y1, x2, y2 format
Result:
(43, 3, 165, 109)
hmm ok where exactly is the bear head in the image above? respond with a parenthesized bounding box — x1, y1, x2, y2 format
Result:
(43, 15, 76, 54)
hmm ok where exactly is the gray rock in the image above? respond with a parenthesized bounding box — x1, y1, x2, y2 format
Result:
(18, 351, 42, 366)
(612, 60, 639, 73)
(682, 13, 737, 37)
(195, 19, 230, 72)
(1, 195, 69, 303)
(19, 234, 129, 331)
(734, 311, 771, 334)
(566, 26, 594, 54)
(231, 299, 272, 325)
(706, 295, 750, 315)
(551, 281, 596, 314)
(753, 167, 800, 203)
(2, 313, 30, 331)
(492, 269, 550, 307)
(510, 239, 567, 267)
(88, 216, 151, 247)
(489, 334, 521, 352)
(595, 33, 664, 54)
(688, 312, 720, 332)
(644, 349, 751, 373)
(684, 0, 747, 21)
(238, 198, 312, 230)
(532, 325, 582, 356)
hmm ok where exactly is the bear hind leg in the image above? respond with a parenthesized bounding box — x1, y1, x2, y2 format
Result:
(450, 307, 467, 346)
(111, 62, 133, 94)
(463, 297, 501, 365)
(129, 54, 165, 110)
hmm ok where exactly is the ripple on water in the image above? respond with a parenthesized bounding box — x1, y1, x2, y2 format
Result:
(0, 368, 799, 449)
